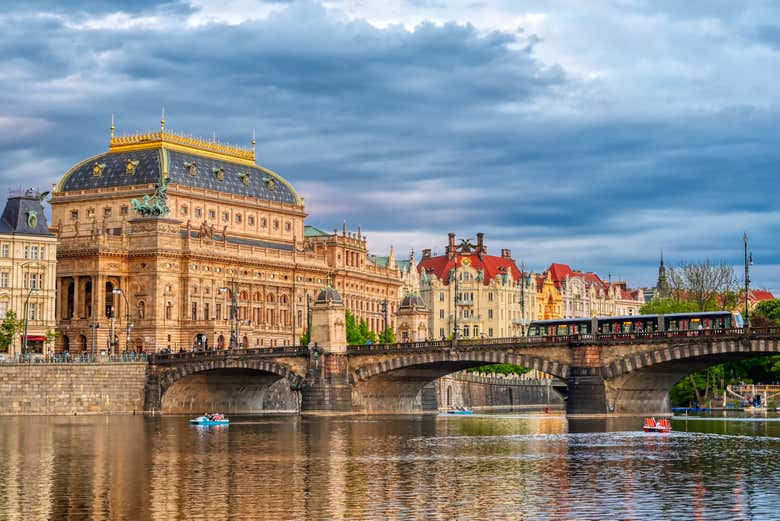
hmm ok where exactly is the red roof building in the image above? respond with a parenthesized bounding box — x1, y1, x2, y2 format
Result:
(418, 233, 535, 339)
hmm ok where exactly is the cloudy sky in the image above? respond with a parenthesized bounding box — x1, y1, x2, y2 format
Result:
(2, 0, 779, 290)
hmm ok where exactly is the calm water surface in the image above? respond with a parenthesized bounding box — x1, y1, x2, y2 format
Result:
(2, 412, 780, 520)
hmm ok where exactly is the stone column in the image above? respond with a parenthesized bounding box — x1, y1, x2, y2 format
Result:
(301, 287, 352, 412)
(566, 345, 608, 415)
(73, 276, 81, 319)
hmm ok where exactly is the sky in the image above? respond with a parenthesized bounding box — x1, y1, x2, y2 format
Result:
(2, 0, 779, 291)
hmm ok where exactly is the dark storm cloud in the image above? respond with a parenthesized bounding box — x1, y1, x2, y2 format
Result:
(1, 0, 779, 289)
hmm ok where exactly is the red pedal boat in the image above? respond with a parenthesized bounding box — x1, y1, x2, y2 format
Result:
(643, 417, 671, 433)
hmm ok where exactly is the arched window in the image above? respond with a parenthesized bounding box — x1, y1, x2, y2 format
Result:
(137, 301, 145, 319)
(165, 302, 173, 320)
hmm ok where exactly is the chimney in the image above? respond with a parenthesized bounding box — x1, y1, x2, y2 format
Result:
(476, 232, 484, 254)
(422, 248, 432, 259)
(447, 232, 456, 258)
(501, 248, 512, 259)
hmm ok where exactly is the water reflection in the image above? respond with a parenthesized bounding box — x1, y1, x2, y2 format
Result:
(1, 413, 780, 519)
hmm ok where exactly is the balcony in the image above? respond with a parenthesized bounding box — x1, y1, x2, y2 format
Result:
(456, 299, 474, 306)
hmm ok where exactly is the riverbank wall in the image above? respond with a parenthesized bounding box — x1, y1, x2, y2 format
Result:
(433, 372, 565, 411)
(0, 363, 147, 415)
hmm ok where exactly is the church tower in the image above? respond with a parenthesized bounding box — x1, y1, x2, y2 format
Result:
(655, 252, 671, 299)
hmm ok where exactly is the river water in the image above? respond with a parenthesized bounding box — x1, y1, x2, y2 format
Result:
(2, 413, 780, 520)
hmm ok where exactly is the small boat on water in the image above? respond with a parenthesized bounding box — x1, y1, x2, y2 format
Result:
(643, 417, 671, 433)
(190, 413, 230, 426)
(447, 408, 474, 415)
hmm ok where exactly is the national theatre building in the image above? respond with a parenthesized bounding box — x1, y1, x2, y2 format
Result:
(51, 120, 401, 353)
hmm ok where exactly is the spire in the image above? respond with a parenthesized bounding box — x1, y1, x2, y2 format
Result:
(110, 113, 115, 139)
(251, 128, 256, 153)
(160, 107, 166, 132)
(388, 245, 396, 269)
(655, 251, 671, 299)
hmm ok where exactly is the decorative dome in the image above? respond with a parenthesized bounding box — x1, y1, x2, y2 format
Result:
(315, 286, 343, 304)
(400, 293, 426, 310)
(56, 129, 300, 205)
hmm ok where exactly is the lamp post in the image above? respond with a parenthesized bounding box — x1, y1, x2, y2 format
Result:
(219, 279, 239, 349)
(22, 286, 39, 357)
(381, 299, 388, 342)
(112, 288, 132, 353)
(744, 233, 753, 329)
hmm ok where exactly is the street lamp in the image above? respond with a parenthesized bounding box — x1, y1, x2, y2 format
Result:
(112, 288, 132, 354)
(22, 286, 40, 357)
(744, 233, 753, 329)
(451, 263, 460, 342)
(219, 279, 239, 349)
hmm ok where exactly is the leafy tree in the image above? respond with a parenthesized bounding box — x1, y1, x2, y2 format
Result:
(470, 364, 531, 376)
(358, 318, 377, 345)
(345, 310, 378, 345)
(378, 327, 395, 344)
(299, 328, 310, 347)
(0, 311, 24, 353)
(640, 298, 698, 315)
(345, 310, 362, 345)
(755, 299, 780, 324)
(668, 261, 738, 311)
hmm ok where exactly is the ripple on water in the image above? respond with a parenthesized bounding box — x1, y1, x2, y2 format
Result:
(1, 414, 780, 520)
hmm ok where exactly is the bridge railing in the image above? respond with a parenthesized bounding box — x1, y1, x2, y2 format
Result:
(347, 327, 780, 353)
(149, 345, 309, 363)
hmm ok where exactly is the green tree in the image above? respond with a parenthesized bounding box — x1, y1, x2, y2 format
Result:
(640, 298, 698, 315)
(470, 364, 531, 376)
(345, 310, 362, 345)
(0, 311, 25, 353)
(378, 327, 395, 344)
(755, 299, 780, 324)
(299, 328, 310, 347)
(358, 318, 377, 345)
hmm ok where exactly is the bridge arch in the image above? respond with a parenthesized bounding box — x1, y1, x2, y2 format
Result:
(353, 350, 568, 382)
(153, 358, 305, 414)
(599, 337, 780, 414)
(350, 349, 568, 413)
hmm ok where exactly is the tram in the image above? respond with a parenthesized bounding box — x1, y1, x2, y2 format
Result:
(527, 311, 744, 337)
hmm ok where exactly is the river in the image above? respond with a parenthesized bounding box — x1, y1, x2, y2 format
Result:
(1, 412, 779, 520)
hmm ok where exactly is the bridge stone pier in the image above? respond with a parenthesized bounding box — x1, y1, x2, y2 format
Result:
(145, 287, 780, 415)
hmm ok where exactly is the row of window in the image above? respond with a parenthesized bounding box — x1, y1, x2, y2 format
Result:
(0, 301, 42, 320)
(179, 205, 293, 232)
(0, 244, 48, 260)
(71, 207, 129, 221)
(0, 271, 45, 289)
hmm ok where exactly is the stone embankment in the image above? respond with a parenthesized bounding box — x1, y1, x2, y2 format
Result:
(0, 363, 147, 415)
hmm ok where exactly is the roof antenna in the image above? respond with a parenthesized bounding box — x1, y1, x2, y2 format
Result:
(160, 107, 165, 132)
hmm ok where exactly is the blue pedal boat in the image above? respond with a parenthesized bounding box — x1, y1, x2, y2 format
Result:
(190, 415, 230, 426)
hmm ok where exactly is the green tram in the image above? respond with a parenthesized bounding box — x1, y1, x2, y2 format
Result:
(527, 311, 744, 337)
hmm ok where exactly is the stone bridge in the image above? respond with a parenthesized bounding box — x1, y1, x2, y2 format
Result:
(146, 328, 780, 415)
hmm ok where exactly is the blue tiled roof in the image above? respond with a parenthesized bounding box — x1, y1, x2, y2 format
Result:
(0, 195, 54, 237)
(58, 147, 299, 205)
(60, 149, 161, 191)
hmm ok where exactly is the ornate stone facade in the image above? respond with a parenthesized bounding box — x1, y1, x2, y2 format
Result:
(418, 233, 536, 340)
(52, 126, 401, 353)
(0, 190, 58, 356)
(543, 263, 644, 319)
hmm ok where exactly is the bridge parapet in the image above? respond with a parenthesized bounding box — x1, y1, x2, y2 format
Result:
(149, 345, 309, 365)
